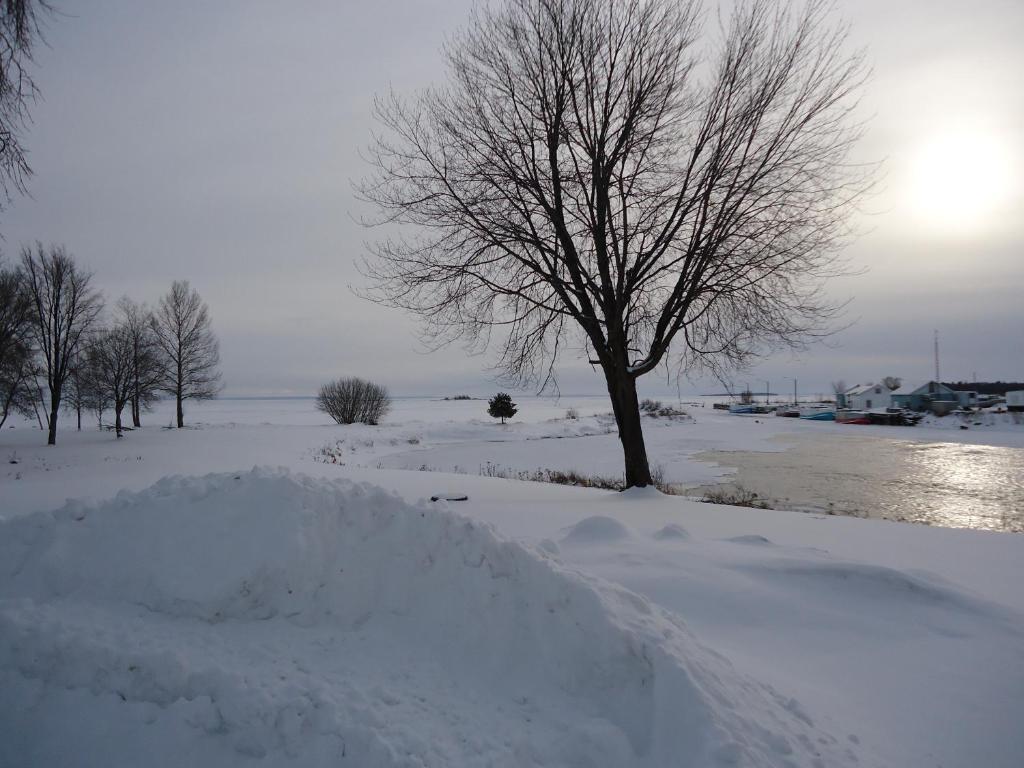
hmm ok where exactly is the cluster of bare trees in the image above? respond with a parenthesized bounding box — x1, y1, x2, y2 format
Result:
(0, 244, 221, 442)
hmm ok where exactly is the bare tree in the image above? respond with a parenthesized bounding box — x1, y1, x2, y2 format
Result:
(20, 243, 103, 444)
(117, 296, 162, 427)
(60, 346, 87, 430)
(152, 280, 221, 428)
(1, 352, 44, 428)
(0, 258, 29, 366)
(84, 324, 136, 438)
(829, 378, 848, 407)
(0, 1, 51, 211)
(881, 375, 901, 391)
(360, 0, 872, 486)
(0, 257, 32, 426)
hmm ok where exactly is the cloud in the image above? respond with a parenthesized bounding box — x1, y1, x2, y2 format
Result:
(3, 0, 1021, 396)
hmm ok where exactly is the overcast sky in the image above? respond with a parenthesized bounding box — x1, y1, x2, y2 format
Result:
(3, 0, 1022, 398)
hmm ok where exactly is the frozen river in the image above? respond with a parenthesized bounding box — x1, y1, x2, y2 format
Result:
(688, 433, 1024, 532)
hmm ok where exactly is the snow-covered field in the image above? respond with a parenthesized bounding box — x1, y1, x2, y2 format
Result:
(2, 397, 1023, 767)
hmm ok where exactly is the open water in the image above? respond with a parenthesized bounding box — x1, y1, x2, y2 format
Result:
(689, 433, 1024, 532)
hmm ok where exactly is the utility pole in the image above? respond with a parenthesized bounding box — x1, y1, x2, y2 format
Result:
(934, 329, 941, 382)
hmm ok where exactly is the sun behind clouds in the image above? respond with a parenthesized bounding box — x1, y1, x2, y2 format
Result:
(907, 128, 1018, 235)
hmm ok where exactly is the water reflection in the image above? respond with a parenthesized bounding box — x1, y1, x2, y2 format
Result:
(689, 435, 1024, 532)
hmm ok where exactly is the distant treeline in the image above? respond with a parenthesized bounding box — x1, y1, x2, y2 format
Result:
(945, 382, 1024, 395)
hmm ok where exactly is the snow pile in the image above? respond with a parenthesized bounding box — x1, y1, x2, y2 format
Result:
(560, 515, 634, 545)
(1, 468, 859, 767)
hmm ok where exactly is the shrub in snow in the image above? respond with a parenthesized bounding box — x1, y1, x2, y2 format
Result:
(640, 398, 662, 413)
(487, 392, 517, 424)
(565, 407, 579, 420)
(316, 377, 391, 425)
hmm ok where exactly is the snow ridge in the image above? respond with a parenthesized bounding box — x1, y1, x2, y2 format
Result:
(1, 468, 858, 767)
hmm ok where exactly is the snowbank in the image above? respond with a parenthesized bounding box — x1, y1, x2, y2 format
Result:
(2, 468, 860, 767)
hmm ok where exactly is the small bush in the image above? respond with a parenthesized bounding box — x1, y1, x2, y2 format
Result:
(565, 407, 579, 420)
(639, 398, 662, 413)
(700, 486, 771, 509)
(316, 377, 391, 425)
(652, 406, 688, 419)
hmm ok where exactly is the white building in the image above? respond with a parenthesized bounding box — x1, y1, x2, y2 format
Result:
(844, 382, 892, 411)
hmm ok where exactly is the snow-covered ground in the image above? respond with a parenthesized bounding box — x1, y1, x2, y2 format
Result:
(2, 397, 1023, 767)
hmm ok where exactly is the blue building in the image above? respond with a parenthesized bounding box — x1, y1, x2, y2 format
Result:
(890, 381, 977, 413)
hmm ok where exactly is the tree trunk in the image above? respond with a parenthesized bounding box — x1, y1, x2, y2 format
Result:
(115, 406, 123, 439)
(77, 402, 82, 431)
(131, 395, 141, 428)
(47, 387, 59, 445)
(604, 368, 653, 488)
(0, 384, 13, 428)
(176, 358, 184, 428)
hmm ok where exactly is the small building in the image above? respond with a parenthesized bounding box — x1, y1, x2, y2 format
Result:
(844, 382, 892, 411)
(1007, 391, 1024, 412)
(890, 381, 973, 413)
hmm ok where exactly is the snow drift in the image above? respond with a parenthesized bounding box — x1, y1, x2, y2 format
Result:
(1, 468, 859, 767)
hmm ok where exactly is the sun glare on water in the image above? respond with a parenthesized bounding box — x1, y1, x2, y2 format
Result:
(908, 129, 1017, 235)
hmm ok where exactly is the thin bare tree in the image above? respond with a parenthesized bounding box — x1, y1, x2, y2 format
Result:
(0, 257, 33, 425)
(0, 1, 51, 211)
(63, 347, 89, 430)
(84, 324, 137, 438)
(1, 351, 43, 428)
(360, 0, 872, 486)
(0, 258, 29, 363)
(117, 296, 162, 427)
(152, 280, 221, 428)
(20, 243, 103, 444)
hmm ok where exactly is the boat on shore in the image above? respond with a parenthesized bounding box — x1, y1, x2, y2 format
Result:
(798, 405, 835, 421)
(729, 403, 775, 415)
(834, 408, 922, 426)
(836, 409, 871, 425)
